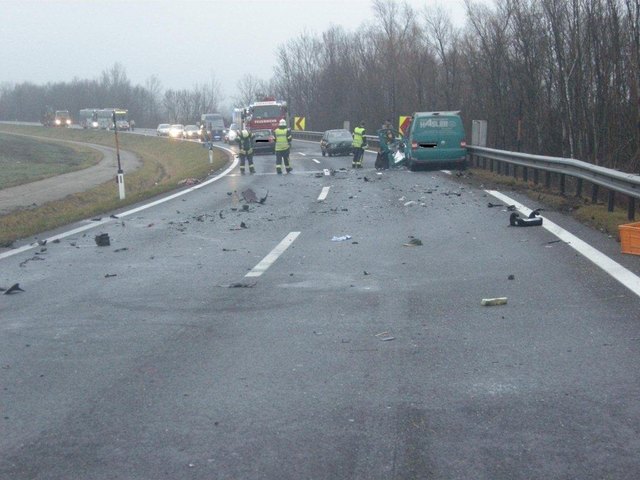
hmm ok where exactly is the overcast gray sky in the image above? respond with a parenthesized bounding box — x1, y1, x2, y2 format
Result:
(1, 0, 485, 101)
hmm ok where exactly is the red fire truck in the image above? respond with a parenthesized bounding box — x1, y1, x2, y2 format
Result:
(245, 97, 288, 131)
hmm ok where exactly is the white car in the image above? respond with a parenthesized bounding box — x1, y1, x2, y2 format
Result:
(225, 123, 239, 143)
(156, 123, 171, 136)
(183, 125, 200, 140)
(169, 124, 185, 138)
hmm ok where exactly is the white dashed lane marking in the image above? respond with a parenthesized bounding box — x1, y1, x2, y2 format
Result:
(245, 232, 301, 278)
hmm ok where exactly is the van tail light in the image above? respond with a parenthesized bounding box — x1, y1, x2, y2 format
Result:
(411, 141, 417, 150)
(460, 140, 467, 147)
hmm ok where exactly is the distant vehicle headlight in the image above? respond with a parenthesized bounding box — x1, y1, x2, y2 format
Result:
(66, 119, 71, 125)
(55, 119, 61, 125)
(92, 121, 99, 128)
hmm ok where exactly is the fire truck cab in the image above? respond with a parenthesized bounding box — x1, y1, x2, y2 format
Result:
(245, 97, 287, 131)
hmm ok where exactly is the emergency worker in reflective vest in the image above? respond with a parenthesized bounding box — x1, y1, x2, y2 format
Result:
(236, 129, 255, 174)
(273, 119, 293, 174)
(352, 121, 367, 168)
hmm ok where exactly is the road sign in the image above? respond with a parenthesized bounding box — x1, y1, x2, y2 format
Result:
(294, 116, 306, 131)
(399, 116, 412, 135)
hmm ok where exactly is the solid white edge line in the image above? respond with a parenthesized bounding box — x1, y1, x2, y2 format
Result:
(0, 147, 239, 261)
(245, 231, 300, 278)
(488, 190, 640, 298)
(317, 186, 330, 202)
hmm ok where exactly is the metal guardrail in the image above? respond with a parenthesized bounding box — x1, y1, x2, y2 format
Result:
(467, 145, 640, 220)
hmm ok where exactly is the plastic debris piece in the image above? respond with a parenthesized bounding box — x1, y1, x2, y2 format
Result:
(375, 331, 396, 341)
(481, 297, 508, 306)
(404, 201, 417, 207)
(510, 212, 542, 227)
(3, 283, 25, 295)
(242, 188, 258, 203)
(403, 238, 423, 247)
(508, 274, 515, 280)
(94, 233, 110, 246)
(331, 235, 352, 242)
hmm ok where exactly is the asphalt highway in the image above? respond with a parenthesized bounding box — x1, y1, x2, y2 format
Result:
(1, 138, 640, 479)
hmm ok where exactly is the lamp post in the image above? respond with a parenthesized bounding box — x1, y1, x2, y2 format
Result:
(113, 110, 125, 199)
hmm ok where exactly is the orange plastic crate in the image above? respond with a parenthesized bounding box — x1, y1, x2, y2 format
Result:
(619, 221, 640, 255)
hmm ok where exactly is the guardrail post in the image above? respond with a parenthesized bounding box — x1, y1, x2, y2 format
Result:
(490, 159, 494, 172)
(560, 174, 566, 195)
(533, 169, 539, 185)
(608, 190, 615, 212)
(523, 167, 528, 182)
(545, 171, 551, 189)
(513, 164, 518, 179)
(592, 184, 599, 203)
(576, 178, 583, 197)
(628, 197, 636, 221)
(483, 157, 487, 169)
(504, 162, 509, 176)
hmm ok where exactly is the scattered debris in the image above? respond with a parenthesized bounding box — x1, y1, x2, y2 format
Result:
(110, 214, 119, 219)
(403, 237, 423, 247)
(219, 211, 224, 219)
(508, 274, 515, 280)
(19, 256, 45, 267)
(404, 200, 417, 207)
(510, 212, 542, 227)
(506, 205, 517, 211)
(91, 217, 102, 221)
(52, 239, 61, 244)
(240, 222, 248, 229)
(364, 271, 370, 275)
(3, 283, 25, 295)
(481, 297, 508, 306)
(242, 204, 250, 211)
(94, 233, 111, 246)
(363, 176, 370, 182)
(487, 202, 503, 208)
(331, 235, 352, 242)
(104, 273, 117, 278)
(546, 239, 561, 245)
(242, 188, 258, 203)
(375, 331, 396, 341)
(113, 248, 128, 253)
(222, 282, 257, 288)
(222, 248, 237, 252)
(36, 239, 47, 246)
(178, 178, 200, 186)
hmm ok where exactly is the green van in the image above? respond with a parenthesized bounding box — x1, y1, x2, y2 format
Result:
(405, 111, 467, 171)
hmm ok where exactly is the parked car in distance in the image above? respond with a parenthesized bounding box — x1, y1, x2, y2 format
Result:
(157, 123, 171, 136)
(225, 123, 239, 144)
(320, 129, 353, 156)
(183, 125, 199, 140)
(169, 124, 185, 139)
(251, 129, 275, 154)
(404, 111, 467, 171)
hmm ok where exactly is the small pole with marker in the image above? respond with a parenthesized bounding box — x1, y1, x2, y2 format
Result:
(113, 110, 125, 199)
(209, 144, 213, 164)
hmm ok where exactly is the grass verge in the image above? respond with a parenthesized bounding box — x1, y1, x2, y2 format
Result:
(0, 124, 229, 247)
(0, 132, 102, 189)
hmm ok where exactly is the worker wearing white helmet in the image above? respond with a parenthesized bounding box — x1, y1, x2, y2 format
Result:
(273, 118, 292, 174)
(236, 128, 255, 174)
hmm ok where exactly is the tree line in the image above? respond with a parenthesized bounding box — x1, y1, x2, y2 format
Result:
(0, 63, 223, 129)
(1, 0, 639, 172)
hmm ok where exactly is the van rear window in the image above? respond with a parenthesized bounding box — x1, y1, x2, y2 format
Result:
(417, 117, 459, 129)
